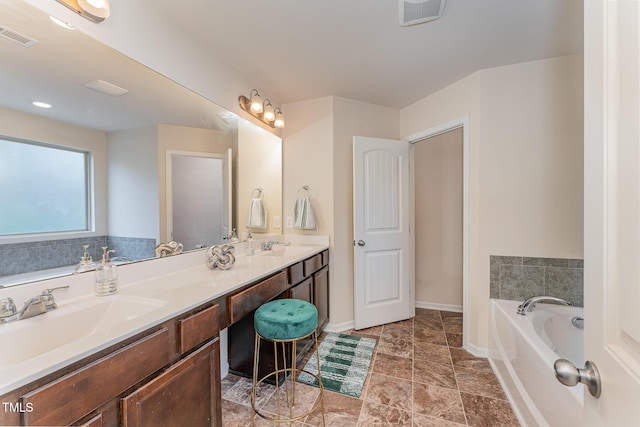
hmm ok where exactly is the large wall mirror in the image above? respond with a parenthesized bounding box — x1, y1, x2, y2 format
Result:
(0, 0, 282, 288)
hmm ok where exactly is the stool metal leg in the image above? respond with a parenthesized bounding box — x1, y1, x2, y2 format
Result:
(251, 329, 326, 425)
(291, 339, 297, 407)
(251, 332, 261, 426)
(314, 330, 326, 427)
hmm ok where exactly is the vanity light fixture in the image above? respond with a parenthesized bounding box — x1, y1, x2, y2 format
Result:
(238, 89, 286, 129)
(54, 0, 111, 23)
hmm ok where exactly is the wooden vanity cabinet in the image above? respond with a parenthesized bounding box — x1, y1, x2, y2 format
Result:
(0, 301, 223, 427)
(314, 265, 329, 331)
(228, 250, 330, 380)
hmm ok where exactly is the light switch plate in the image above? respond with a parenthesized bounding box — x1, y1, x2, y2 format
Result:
(273, 216, 281, 229)
(285, 216, 293, 229)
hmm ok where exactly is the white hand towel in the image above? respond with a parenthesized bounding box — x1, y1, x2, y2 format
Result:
(246, 197, 267, 229)
(294, 196, 316, 230)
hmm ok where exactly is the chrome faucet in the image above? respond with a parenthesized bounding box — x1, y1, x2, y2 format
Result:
(517, 295, 571, 315)
(7, 286, 71, 322)
(261, 241, 278, 251)
(261, 241, 290, 251)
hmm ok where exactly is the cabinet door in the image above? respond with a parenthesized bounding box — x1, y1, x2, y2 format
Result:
(314, 266, 329, 330)
(289, 277, 313, 303)
(121, 340, 221, 427)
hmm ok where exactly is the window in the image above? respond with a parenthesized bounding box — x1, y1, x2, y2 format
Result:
(0, 137, 91, 236)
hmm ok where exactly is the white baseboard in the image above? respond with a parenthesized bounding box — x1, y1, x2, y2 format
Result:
(415, 300, 463, 313)
(325, 320, 354, 333)
(465, 341, 489, 358)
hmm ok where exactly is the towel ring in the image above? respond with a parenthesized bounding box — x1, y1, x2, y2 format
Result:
(297, 185, 310, 197)
(251, 187, 264, 199)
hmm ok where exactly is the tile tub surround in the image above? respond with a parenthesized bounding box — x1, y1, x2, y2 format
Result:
(490, 256, 584, 307)
(0, 236, 156, 277)
(220, 309, 520, 426)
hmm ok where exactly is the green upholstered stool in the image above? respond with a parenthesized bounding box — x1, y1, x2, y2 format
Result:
(251, 299, 325, 425)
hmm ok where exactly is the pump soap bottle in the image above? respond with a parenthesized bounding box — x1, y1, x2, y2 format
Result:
(95, 246, 118, 296)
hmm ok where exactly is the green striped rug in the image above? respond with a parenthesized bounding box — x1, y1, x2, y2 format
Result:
(297, 333, 376, 398)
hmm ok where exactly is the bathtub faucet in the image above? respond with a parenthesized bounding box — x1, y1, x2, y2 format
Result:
(516, 296, 571, 316)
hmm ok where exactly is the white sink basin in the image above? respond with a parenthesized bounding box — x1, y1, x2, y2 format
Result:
(0, 295, 167, 364)
(258, 244, 308, 258)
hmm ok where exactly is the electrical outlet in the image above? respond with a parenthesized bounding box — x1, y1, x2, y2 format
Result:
(285, 216, 293, 229)
(273, 216, 281, 229)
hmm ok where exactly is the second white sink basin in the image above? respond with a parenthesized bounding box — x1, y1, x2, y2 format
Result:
(0, 295, 167, 365)
(258, 244, 308, 258)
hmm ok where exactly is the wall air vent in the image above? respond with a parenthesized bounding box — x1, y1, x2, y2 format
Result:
(399, 0, 447, 27)
(0, 25, 39, 47)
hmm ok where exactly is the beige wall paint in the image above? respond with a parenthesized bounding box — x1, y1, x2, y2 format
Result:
(282, 96, 400, 326)
(414, 128, 463, 307)
(0, 107, 108, 242)
(401, 54, 584, 350)
(236, 121, 282, 238)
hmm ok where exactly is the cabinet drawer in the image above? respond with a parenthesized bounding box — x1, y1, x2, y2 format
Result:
(229, 271, 288, 324)
(303, 254, 323, 276)
(22, 328, 171, 426)
(321, 249, 329, 266)
(179, 304, 220, 354)
(79, 414, 103, 427)
(288, 261, 305, 285)
(289, 277, 313, 302)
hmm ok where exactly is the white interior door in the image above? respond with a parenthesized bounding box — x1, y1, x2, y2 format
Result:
(166, 150, 225, 250)
(583, 0, 640, 424)
(353, 136, 413, 330)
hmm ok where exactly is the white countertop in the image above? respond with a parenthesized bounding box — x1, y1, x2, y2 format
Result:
(0, 237, 329, 395)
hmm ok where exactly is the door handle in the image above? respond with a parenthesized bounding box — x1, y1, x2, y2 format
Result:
(554, 359, 602, 398)
(356, 240, 366, 247)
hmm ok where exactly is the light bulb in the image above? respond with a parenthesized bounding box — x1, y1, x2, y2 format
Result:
(263, 101, 275, 121)
(274, 109, 285, 128)
(249, 90, 263, 113)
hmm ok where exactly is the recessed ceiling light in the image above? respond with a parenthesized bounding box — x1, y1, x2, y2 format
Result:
(50, 16, 75, 30)
(32, 101, 53, 109)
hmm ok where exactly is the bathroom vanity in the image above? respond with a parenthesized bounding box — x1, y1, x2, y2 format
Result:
(0, 241, 329, 427)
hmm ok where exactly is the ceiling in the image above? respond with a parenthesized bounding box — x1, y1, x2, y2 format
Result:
(149, 0, 584, 109)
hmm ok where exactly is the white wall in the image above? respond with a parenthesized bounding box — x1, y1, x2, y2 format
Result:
(108, 126, 159, 241)
(414, 128, 463, 308)
(401, 54, 584, 349)
(0, 107, 108, 242)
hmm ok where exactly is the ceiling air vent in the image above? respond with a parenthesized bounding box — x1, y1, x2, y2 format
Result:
(0, 25, 39, 47)
(399, 0, 447, 27)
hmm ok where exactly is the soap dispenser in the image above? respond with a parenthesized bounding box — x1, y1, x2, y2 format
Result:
(95, 246, 118, 296)
(245, 230, 254, 255)
(75, 245, 95, 273)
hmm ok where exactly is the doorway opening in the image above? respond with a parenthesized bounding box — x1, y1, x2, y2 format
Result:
(407, 115, 470, 350)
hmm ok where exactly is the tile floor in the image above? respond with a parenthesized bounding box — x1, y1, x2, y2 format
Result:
(221, 308, 520, 426)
